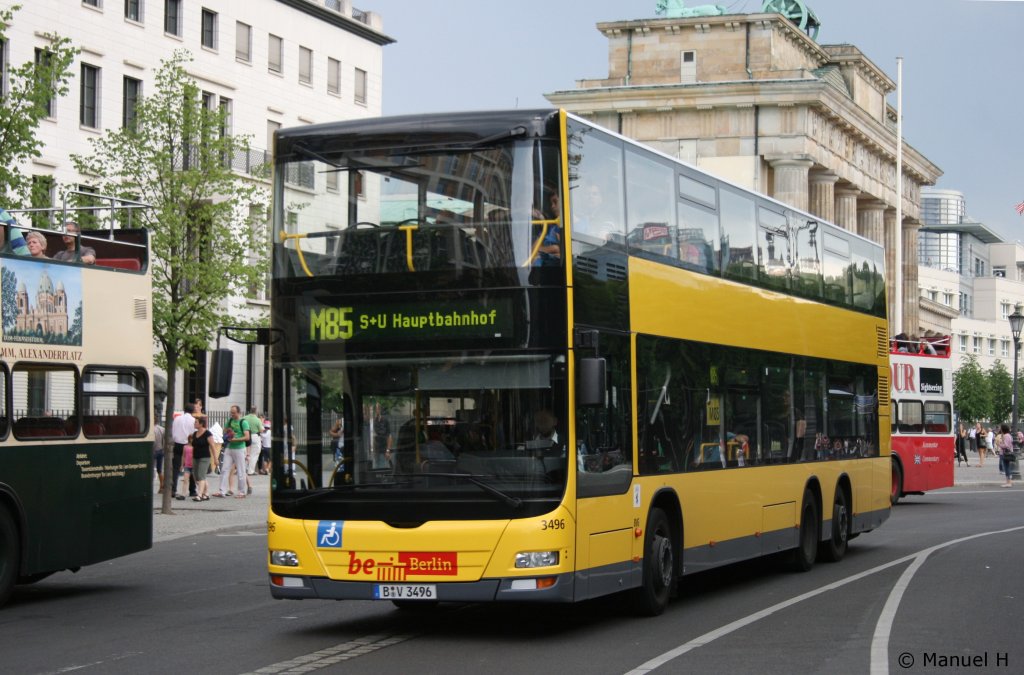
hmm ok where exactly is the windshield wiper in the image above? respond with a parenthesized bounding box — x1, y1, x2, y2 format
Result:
(288, 481, 413, 506)
(417, 472, 523, 508)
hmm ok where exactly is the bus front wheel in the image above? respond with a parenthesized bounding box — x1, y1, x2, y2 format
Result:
(632, 507, 676, 616)
(891, 460, 903, 506)
(788, 489, 819, 572)
(0, 507, 20, 607)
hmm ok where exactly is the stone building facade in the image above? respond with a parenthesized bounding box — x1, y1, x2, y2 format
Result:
(546, 11, 943, 336)
(4, 0, 393, 413)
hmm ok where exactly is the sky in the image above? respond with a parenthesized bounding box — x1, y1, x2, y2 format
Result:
(365, 0, 1023, 242)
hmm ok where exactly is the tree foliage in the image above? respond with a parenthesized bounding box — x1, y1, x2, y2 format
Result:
(71, 50, 269, 513)
(987, 359, 1013, 425)
(953, 355, 991, 425)
(0, 5, 77, 205)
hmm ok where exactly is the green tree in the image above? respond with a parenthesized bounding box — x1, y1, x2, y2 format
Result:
(953, 355, 991, 425)
(1, 266, 15, 331)
(987, 360, 1012, 425)
(71, 51, 268, 514)
(0, 5, 76, 205)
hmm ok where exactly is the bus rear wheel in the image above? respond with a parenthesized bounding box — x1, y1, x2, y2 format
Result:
(0, 507, 20, 607)
(819, 487, 849, 562)
(891, 460, 903, 506)
(788, 489, 819, 572)
(632, 507, 676, 616)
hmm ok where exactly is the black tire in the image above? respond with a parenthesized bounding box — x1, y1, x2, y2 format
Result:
(632, 507, 676, 616)
(819, 487, 849, 563)
(0, 507, 20, 608)
(890, 460, 903, 506)
(788, 489, 819, 572)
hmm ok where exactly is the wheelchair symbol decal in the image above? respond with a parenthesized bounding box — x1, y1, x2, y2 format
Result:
(317, 521, 344, 548)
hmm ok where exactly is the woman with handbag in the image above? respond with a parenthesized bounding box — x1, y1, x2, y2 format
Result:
(998, 423, 1015, 488)
(191, 417, 219, 501)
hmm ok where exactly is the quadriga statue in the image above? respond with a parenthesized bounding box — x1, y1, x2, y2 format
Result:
(655, 0, 727, 18)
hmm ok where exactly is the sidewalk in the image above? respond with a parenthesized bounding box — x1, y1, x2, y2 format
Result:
(953, 455, 1014, 487)
(152, 470, 268, 543)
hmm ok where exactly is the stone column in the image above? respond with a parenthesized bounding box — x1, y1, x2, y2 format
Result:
(884, 208, 899, 330)
(808, 170, 838, 223)
(902, 219, 921, 336)
(768, 156, 814, 213)
(834, 185, 860, 232)
(857, 199, 886, 245)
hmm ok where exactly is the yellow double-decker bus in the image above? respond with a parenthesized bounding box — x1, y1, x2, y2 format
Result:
(261, 110, 890, 614)
(0, 196, 152, 607)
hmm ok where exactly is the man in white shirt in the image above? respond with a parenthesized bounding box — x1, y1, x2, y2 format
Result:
(170, 404, 196, 499)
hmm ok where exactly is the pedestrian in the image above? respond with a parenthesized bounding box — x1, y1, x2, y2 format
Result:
(153, 418, 166, 492)
(998, 423, 1015, 488)
(176, 440, 193, 500)
(955, 422, 969, 467)
(213, 405, 250, 499)
(244, 406, 263, 481)
(259, 418, 271, 474)
(190, 416, 219, 500)
(329, 415, 344, 465)
(968, 423, 977, 456)
(975, 423, 986, 468)
(170, 404, 196, 499)
(986, 426, 995, 458)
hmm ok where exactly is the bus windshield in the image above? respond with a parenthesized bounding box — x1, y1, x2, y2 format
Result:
(275, 352, 569, 520)
(273, 134, 564, 283)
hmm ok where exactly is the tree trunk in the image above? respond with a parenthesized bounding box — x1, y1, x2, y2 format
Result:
(160, 351, 179, 515)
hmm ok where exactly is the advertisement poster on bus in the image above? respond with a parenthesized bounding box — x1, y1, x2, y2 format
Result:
(1, 259, 83, 347)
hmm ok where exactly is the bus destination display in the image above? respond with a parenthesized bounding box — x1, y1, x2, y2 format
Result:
(306, 297, 515, 344)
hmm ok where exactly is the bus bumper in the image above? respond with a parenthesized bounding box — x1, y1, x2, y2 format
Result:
(269, 572, 576, 603)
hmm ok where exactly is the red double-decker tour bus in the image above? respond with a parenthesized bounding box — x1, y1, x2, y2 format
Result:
(889, 335, 954, 504)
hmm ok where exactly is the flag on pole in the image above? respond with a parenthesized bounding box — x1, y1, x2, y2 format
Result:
(1017, 201, 1024, 215)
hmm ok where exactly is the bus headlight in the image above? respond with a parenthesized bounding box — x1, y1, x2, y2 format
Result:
(270, 550, 300, 567)
(515, 551, 559, 568)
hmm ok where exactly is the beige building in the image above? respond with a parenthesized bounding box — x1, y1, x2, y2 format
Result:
(546, 11, 942, 336)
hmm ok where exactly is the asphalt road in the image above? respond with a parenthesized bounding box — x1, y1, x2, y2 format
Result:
(1, 478, 1021, 675)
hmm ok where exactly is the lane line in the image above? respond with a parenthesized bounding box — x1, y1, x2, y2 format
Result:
(625, 525, 1024, 675)
(241, 633, 417, 674)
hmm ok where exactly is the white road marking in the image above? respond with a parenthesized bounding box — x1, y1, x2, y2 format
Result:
(625, 525, 1024, 675)
(241, 633, 416, 674)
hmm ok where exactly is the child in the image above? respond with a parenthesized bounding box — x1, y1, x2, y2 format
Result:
(176, 442, 194, 500)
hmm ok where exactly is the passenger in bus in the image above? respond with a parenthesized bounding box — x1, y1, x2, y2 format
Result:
(53, 221, 96, 264)
(421, 426, 454, 463)
(24, 231, 49, 258)
(532, 409, 561, 449)
(532, 189, 562, 266)
(0, 208, 29, 254)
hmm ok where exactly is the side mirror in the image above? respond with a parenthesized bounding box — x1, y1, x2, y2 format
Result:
(577, 357, 606, 407)
(208, 348, 233, 399)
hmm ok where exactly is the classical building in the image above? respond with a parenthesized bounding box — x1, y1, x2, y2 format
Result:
(545, 9, 943, 336)
(3, 0, 393, 413)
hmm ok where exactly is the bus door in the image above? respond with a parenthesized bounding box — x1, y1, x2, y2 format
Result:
(573, 332, 635, 600)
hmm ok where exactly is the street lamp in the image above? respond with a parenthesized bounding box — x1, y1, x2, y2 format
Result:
(1008, 302, 1024, 480)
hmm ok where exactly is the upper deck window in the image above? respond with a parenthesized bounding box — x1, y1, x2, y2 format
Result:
(272, 130, 564, 288)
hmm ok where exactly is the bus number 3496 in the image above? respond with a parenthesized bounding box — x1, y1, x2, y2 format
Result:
(541, 519, 566, 530)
